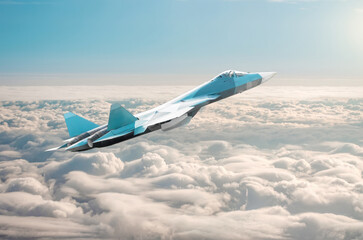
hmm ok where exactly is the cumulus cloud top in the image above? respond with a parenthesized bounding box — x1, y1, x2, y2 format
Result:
(0, 86, 362, 239)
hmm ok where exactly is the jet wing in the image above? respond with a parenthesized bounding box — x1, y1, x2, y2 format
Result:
(146, 106, 193, 126)
(179, 94, 220, 107)
(134, 94, 219, 135)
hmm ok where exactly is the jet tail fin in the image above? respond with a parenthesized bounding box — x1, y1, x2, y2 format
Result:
(107, 103, 138, 131)
(64, 112, 99, 137)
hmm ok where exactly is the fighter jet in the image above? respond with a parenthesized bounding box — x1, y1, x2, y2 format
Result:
(47, 70, 276, 152)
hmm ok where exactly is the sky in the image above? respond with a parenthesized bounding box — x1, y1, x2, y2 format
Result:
(1, 0, 363, 85)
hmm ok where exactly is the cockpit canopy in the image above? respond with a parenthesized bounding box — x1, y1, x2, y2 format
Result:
(217, 70, 247, 78)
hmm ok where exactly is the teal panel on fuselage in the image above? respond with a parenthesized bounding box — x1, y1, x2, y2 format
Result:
(180, 76, 234, 101)
(193, 75, 235, 98)
(234, 73, 262, 94)
(234, 73, 261, 87)
(180, 73, 262, 102)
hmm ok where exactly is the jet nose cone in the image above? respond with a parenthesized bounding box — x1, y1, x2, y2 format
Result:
(259, 72, 276, 83)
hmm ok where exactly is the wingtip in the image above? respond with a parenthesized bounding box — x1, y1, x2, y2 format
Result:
(45, 147, 59, 152)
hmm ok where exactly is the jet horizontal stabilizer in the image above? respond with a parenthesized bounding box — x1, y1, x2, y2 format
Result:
(45, 142, 68, 152)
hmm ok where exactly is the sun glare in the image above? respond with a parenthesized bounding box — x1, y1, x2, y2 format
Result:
(348, 9, 363, 52)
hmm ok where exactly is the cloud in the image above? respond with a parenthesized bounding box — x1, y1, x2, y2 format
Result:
(287, 213, 363, 240)
(0, 86, 362, 239)
(0, 215, 104, 239)
(44, 152, 125, 179)
(5, 177, 49, 196)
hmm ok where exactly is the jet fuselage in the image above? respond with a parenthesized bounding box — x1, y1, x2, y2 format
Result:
(47, 70, 276, 152)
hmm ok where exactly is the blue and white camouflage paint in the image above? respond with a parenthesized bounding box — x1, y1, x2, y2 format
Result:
(47, 70, 276, 152)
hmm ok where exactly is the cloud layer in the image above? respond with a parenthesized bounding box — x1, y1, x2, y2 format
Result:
(0, 86, 362, 239)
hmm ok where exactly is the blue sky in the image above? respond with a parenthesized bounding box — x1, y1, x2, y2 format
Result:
(0, 0, 363, 85)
